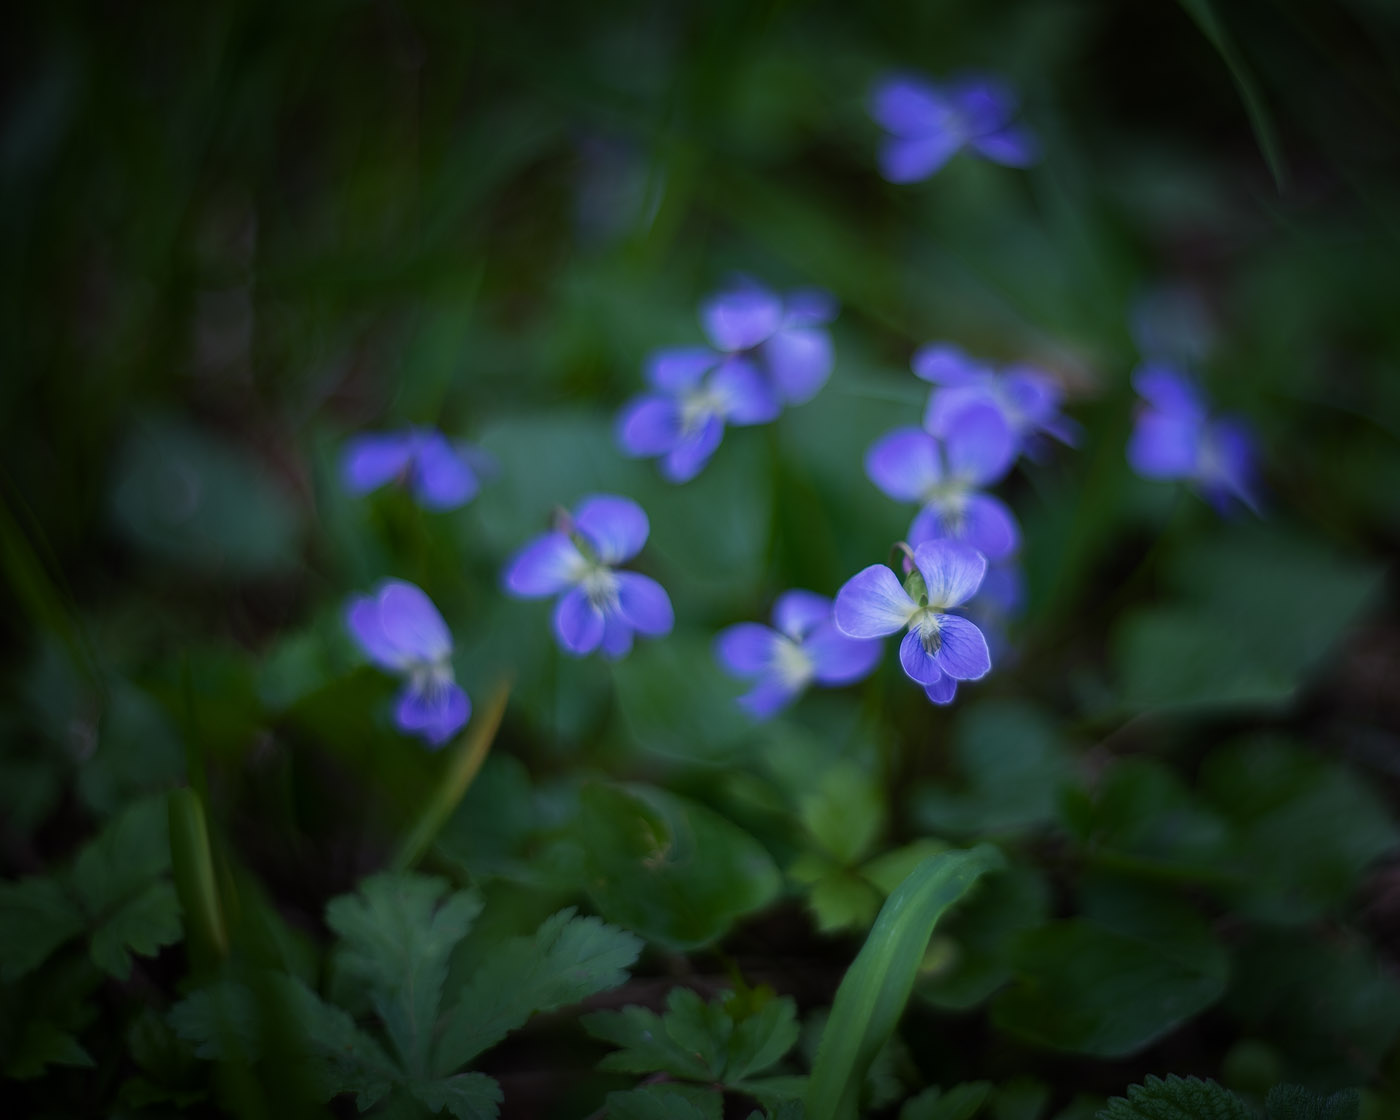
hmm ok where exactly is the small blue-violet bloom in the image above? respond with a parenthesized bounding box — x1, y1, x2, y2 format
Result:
(503, 494, 674, 658)
(715, 590, 882, 718)
(617, 349, 780, 483)
(341, 428, 487, 511)
(700, 281, 838, 405)
(346, 580, 470, 747)
(865, 402, 1020, 561)
(870, 72, 1037, 183)
(1126, 364, 1260, 515)
(914, 342, 1076, 456)
(834, 540, 992, 705)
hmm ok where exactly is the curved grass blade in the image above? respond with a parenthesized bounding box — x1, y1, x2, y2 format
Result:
(805, 844, 1005, 1120)
(1178, 0, 1288, 191)
(168, 787, 229, 974)
(393, 677, 512, 872)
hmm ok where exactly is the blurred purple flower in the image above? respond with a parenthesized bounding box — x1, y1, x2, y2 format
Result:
(346, 580, 470, 748)
(834, 540, 991, 705)
(341, 428, 489, 511)
(715, 590, 882, 718)
(869, 72, 1037, 183)
(616, 349, 780, 482)
(503, 494, 673, 658)
(1127, 364, 1260, 515)
(865, 403, 1020, 561)
(700, 280, 839, 404)
(914, 342, 1076, 456)
(964, 560, 1024, 663)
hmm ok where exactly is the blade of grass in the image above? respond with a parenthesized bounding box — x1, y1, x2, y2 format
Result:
(806, 844, 1005, 1120)
(393, 677, 512, 872)
(168, 788, 230, 975)
(1178, 0, 1289, 191)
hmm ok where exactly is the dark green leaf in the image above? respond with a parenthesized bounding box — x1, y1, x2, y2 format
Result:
(3, 1021, 95, 1080)
(89, 879, 182, 979)
(0, 875, 85, 981)
(1096, 1074, 1251, 1120)
(409, 1072, 505, 1120)
(434, 908, 641, 1074)
(326, 872, 484, 1074)
(1265, 1085, 1360, 1120)
(899, 1082, 993, 1120)
(605, 1083, 725, 1120)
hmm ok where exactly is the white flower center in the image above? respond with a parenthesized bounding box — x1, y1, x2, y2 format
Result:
(771, 636, 814, 688)
(910, 608, 943, 654)
(580, 564, 620, 611)
(408, 659, 455, 698)
(680, 387, 726, 434)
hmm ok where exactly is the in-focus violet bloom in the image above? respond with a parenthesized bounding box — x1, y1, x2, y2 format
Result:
(341, 428, 487, 511)
(914, 342, 1076, 455)
(870, 72, 1037, 184)
(346, 580, 470, 747)
(715, 590, 882, 718)
(700, 281, 839, 405)
(1127, 364, 1260, 515)
(834, 541, 992, 705)
(865, 402, 1020, 560)
(503, 494, 674, 658)
(616, 349, 779, 482)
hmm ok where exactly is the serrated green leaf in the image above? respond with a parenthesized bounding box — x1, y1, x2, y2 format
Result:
(434, 908, 640, 1074)
(326, 871, 483, 1075)
(279, 977, 401, 1110)
(3, 1020, 95, 1080)
(70, 793, 172, 915)
(1265, 1084, 1360, 1120)
(586, 1002, 716, 1081)
(806, 845, 1005, 1120)
(169, 981, 260, 1061)
(409, 1072, 504, 1120)
(1096, 1074, 1251, 1120)
(728, 994, 801, 1082)
(900, 1082, 993, 1120)
(89, 879, 182, 978)
(0, 874, 85, 981)
(605, 1083, 725, 1120)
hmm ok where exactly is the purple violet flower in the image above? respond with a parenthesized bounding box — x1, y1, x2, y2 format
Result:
(869, 72, 1037, 183)
(700, 280, 839, 405)
(715, 590, 882, 718)
(503, 494, 674, 658)
(914, 342, 1077, 456)
(865, 402, 1020, 561)
(341, 428, 487, 511)
(1127, 364, 1260, 515)
(616, 349, 780, 483)
(346, 580, 470, 747)
(834, 540, 992, 706)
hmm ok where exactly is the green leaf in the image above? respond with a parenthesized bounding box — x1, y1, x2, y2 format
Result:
(434, 907, 641, 1074)
(604, 1083, 725, 1120)
(280, 977, 401, 1110)
(326, 871, 484, 1074)
(1265, 1085, 1360, 1120)
(108, 416, 301, 576)
(805, 845, 1005, 1120)
(918, 864, 1051, 1011)
(991, 895, 1228, 1058)
(727, 993, 802, 1083)
(0, 874, 85, 981)
(70, 793, 172, 915)
(89, 879, 182, 979)
(1096, 1074, 1251, 1120)
(3, 1021, 95, 1080)
(567, 782, 781, 949)
(169, 981, 260, 1061)
(900, 1082, 993, 1120)
(409, 1072, 505, 1120)
(914, 702, 1073, 836)
(1114, 528, 1381, 711)
(1200, 738, 1399, 921)
(585, 999, 718, 1082)
(799, 762, 885, 866)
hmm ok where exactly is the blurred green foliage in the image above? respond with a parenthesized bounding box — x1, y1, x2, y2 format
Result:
(3, 0, 1400, 1117)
